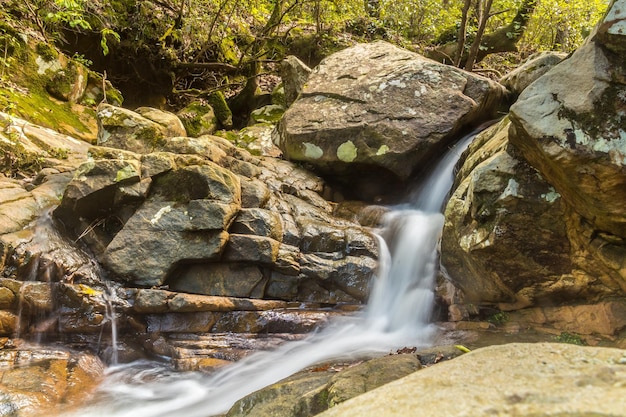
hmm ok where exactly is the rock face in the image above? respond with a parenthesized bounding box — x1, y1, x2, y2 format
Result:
(278, 41, 508, 200)
(55, 105, 378, 305)
(317, 343, 626, 417)
(442, 119, 581, 310)
(441, 1, 626, 334)
(509, 0, 626, 293)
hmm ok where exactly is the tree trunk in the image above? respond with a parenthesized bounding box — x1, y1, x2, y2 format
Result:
(464, 0, 494, 71)
(427, 0, 537, 67)
(455, 0, 473, 66)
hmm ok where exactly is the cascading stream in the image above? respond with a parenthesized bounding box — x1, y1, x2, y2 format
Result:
(66, 129, 478, 417)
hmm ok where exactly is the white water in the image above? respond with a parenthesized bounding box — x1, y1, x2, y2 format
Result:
(66, 131, 477, 417)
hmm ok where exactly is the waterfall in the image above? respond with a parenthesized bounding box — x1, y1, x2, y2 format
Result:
(66, 130, 478, 417)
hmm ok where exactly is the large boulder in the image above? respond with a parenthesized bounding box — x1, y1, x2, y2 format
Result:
(317, 343, 626, 417)
(226, 354, 422, 417)
(278, 41, 508, 201)
(441, 119, 587, 311)
(509, 0, 626, 262)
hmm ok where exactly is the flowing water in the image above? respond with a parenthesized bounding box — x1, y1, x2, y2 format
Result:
(66, 130, 477, 417)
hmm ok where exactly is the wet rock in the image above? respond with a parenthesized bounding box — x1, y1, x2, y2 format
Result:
(146, 311, 217, 333)
(0, 345, 104, 417)
(167, 263, 265, 298)
(317, 343, 626, 417)
(278, 41, 508, 201)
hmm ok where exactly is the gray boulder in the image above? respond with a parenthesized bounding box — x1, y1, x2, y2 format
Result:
(509, 0, 626, 293)
(317, 343, 626, 417)
(499, 51, 567, 96)
(278, 41, 508, 200)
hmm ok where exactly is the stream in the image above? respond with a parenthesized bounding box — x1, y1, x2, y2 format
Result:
(64, 130, 478, 417)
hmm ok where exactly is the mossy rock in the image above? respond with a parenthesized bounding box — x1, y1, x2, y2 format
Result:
(177, 102, 218, 137)
(35, 42, 58, 62)
(271, 83, 286, 107)
(81, 71, 124, 107)
(249, 104, 285, 125)
(46, 59, 89, 103)
(207, 91, 233, 129)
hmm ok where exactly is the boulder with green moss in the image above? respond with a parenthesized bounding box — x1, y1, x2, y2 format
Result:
(177, 102, 219, 137)
(207, 91, 233, 129)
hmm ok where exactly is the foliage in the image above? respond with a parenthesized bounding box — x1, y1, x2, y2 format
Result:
(554, 332, 586, 346)
(487, 311, 509, 325)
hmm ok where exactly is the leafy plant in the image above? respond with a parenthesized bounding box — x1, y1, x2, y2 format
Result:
(555, 332, 586, 346)
(487, 311, 509, 325)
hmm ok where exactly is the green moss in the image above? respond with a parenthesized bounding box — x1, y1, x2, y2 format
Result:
(555, 332, 586, 345)
(487, 311, 509, 325)
(178, 102, 217, 137)
(207, 91, 233, 129)
(35, 42, 58, 62)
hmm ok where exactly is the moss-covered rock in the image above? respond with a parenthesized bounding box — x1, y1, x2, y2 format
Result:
(249, 104, 284, 125)
(207, 91, 233, 129)
(177, 102, 218, 137)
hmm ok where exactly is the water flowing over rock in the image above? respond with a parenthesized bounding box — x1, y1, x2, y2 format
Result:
(277, 41, 509, 200)
(317, 343, 626, 417)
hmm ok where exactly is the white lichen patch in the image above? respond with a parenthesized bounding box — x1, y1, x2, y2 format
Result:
(35, 56, 62, 75)
(498, 179, 520, 200)
(388, 79, 407, 88)
(604, 3, 626, 35)
(150, 205, 172, 226)
(541, 187, 561, 203)
(593, 134, 626, 166)
(303, 142, 323, 159)
(376, 145, 389, 156)
(337, 141, 357, 162)
(414, 85, 428, 97)
(406, 108, 417, 116)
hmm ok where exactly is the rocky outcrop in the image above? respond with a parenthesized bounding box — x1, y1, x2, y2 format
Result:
(440, 1, 626, 335)
(55, 105, 378, 306)
(441, 119, 618, 314)
(278, 41, 508, 201)
(508, 0, 626, 293)
(317, 343, 626, 417)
